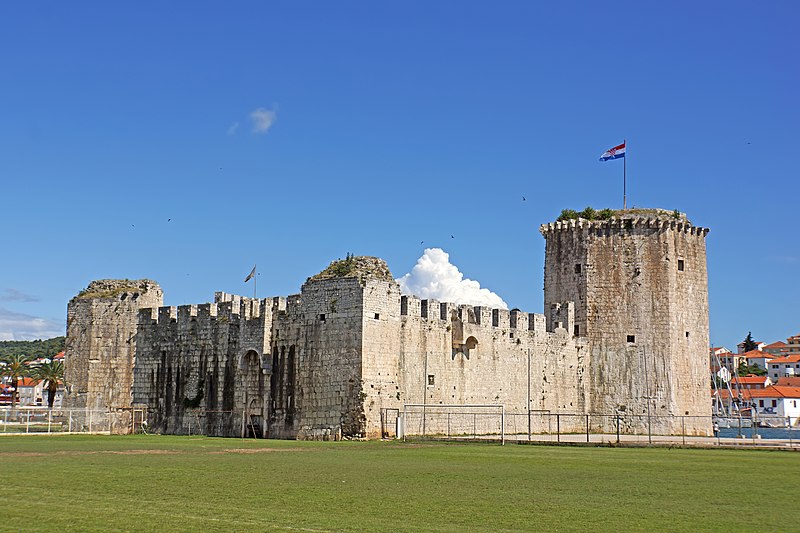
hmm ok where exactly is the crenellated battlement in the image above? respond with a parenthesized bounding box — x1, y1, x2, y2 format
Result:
(399, 294, 549, 333)
(136, 294, 279, 329)
(539, 212, 709, 237)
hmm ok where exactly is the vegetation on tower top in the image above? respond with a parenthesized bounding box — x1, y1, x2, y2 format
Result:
(557, 207, 689, 224)
(75, 279, 159, 299)
(308, 254, 394, 284)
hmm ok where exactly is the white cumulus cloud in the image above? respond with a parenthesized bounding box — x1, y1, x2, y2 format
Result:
(0, 308, 64, 341)
(397, 248, 508, 309)
(249, 107, 277, 134)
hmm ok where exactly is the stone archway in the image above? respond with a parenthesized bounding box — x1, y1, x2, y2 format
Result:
(239, 350, 267, 438)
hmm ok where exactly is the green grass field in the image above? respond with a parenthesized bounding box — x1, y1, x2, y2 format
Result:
(1, 435, 798, 532)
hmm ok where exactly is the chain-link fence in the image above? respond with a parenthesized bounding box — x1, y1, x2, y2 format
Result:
(393, 406, 800, 449)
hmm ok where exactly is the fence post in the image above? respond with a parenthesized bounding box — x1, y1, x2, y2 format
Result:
(89, 409, 93, 433)
(26, 410, 31, 433)
(557, 414, 561, 443)
(501, 405, 505, 446)
(585, 414, 590, 443)
(789, 417, 793, 449)
(48, 409, 52, 434)
(68, 410, 72, 433)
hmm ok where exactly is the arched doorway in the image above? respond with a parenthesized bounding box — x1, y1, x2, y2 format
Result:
(239, 350, 267, 438)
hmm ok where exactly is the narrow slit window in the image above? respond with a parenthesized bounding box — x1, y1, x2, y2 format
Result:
(574, 325, 580, 336)
(427, 375, 435, 386)
(677, 259, 685, 271)
(574, 263, 582, 274)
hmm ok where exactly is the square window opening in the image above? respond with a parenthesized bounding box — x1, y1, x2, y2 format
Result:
(574, 263, 582, 274)
(319, 314, 326, 322)
(427, 375, 435, 387)
(627, 335, 636, 343)
(374, 313, 380, 320)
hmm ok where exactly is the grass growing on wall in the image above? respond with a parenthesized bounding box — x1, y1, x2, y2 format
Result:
(1, 435, 798, 532)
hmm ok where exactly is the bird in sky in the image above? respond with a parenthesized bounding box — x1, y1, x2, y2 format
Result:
(522, 196, 526, 201)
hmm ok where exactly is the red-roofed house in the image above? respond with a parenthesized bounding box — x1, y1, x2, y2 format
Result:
(17, 377, 45, 406)
(776, 377, 800, 387)
(730, 375, 772, 390)
(0, 383, 12, 405)
(750, 386, 800, 425)
(714, 386, 800, 425)
(768, 354, 800, 381)
(740, 349, 777, 371)
(763, 341, 792, 357)
(710, 348, 744, 376)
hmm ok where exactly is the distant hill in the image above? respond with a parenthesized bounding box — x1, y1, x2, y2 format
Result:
(0, 337, 65, 359)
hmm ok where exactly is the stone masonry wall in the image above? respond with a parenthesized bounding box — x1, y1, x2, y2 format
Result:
(132, 296, 271, 437)
(395, 295, 589, 435)
(541, 213, 712, 435)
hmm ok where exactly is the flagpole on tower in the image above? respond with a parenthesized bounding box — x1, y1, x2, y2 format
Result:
(244, 265, 257, 299)
(623, 138, 627, 211)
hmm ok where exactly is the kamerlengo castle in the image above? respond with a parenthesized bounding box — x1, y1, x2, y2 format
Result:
(64, 208, 712, 439)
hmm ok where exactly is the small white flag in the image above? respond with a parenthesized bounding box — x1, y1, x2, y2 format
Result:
(244, 265, 256, 282)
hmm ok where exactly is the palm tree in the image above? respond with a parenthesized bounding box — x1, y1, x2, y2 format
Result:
(0, 354, 33, 408)
(33, 360, 64, 409)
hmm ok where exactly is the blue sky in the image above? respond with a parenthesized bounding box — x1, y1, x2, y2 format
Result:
(1, 2, 797, 349)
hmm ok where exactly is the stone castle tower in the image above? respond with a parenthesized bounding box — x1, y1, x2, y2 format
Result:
(64, 280, 163, 431)
(540, 209, 711, 431)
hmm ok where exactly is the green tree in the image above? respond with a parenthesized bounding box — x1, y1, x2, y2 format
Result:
(742, 332, 758, 352)
(737, 360, 767, 377)
(0, 337, 64, 359)
(33, 360, 64, 409)
(1, 354, 33, 407)
(557, 209, 579, 221)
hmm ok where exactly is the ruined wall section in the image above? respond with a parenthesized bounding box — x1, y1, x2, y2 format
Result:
(396, 296, 589, 434)
(272, 277, 367, 440)
(541, 212, 711, 435)
(133, 295, 272, 437)
(64, 280, 163, 433)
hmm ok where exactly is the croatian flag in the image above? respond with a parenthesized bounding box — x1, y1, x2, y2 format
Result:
(599, 142, 626, 161)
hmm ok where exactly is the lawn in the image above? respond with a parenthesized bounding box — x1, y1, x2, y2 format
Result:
(0, 435, 798, 532)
